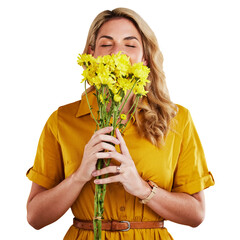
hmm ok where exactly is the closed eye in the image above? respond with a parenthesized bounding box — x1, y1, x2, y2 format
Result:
(101, 44, 112, 47)
(125, 45, 136, 48)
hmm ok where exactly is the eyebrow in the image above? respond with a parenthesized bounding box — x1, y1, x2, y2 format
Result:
(99, 35, 139, 41)
(124, 36, 139, 41)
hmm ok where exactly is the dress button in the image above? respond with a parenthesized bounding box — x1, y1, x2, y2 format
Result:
(120, 206, 125, 211)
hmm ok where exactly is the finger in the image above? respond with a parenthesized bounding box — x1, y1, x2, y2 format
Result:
(92, 134, 120, 147)
(91, 126, 113, 140)
(92, 165, 120, 177)
(94, 175, 121, 185)
(94, 141, 116, 153)
(94, 152, 111, 159)
(108, 151, 125, 164)
(115, 128, 131, 157)
(90, 131, 120, 147)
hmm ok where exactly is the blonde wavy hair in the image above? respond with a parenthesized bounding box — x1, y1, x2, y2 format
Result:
(83, 8, 177, 147)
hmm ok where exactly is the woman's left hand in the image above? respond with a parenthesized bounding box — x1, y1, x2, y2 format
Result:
(92, 128, 151, 199)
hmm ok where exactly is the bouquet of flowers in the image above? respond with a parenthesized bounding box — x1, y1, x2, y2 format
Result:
(77, 52, 150, 239)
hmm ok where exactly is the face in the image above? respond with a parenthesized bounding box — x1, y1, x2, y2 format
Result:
(89, 18, 147, 65)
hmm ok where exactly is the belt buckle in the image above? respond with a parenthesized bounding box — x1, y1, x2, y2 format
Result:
(120, 221, 131, 232)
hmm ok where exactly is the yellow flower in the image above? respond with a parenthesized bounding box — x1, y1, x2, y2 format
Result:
(131, 62, 150, 81)
(81, 68, 97, 84)
(113, 94, 122, 102)
(120, 114, 127, 120)
(97, 55, 116, 72)
(108, 84, 119, 94)
(77, 53, 96, 67)
(114, 53, 131, 77)
(78, 52, 150, 96)
(116, 77, 134, 94)
(133, 83, 148, 96)
(96, 64, 116, 86)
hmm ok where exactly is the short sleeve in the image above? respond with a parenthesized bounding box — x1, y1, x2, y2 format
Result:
(172, 110, 214, 195)
(26, 110, 64, 189)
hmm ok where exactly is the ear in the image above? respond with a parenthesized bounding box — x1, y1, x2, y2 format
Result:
(88, 46, 94, 55)
(142, 57, 148, 66)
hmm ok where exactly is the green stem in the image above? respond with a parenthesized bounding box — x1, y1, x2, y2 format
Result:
(117, 95, 138, 127)
(93, 185, 99, 240)
(92, 84, 139, 239)
(94, 158, 104, 240)
(118, 80, 138, 114)
(112, 104, 118, 129)
(106, 90, 114, 126)
(126, 95, 138, 116)
(84, 81, 99, 127)
(121, 96, 140, 132)
(103, 86, 108, 127)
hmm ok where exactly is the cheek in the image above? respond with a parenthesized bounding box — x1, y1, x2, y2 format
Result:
(129, 52, 144, 64)
(92, 46, 111, 58)
(93, 49, 104, 58)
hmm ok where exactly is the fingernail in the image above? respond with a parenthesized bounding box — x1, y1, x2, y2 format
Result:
(94, 179, 100, 184)
(92, 171, 97, 176)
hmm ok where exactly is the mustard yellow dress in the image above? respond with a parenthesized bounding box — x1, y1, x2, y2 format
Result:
(26, 90, 214, 240)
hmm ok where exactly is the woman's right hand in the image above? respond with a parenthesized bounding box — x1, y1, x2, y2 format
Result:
(74, 126, 120, 183)
(27, 127, 118, 230)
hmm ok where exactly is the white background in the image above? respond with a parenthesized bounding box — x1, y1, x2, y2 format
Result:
(0, 0, 239, 239)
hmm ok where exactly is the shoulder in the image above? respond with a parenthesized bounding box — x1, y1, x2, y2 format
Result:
(46, 100, 81, 133)
(171, 104, 192, 134)
(58, 100, 81, 116)
(175, 104, 191, 122)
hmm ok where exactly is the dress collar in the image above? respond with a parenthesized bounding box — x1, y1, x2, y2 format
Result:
(76, 88, 98, 120)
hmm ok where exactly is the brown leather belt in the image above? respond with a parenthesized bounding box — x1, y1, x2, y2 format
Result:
(73, 218, 164, 232)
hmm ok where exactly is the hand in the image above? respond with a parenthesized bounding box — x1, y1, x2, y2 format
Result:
(74, 126, 120, 183)
(92, 128, 151, 199)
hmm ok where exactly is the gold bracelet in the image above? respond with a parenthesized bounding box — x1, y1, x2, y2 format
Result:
(139, 180, 158, 204)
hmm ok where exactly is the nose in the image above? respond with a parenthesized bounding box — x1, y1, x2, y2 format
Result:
(111, 43, 125, 55)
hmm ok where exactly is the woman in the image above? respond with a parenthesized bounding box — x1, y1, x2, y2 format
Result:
(26, 8, 214, 239)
